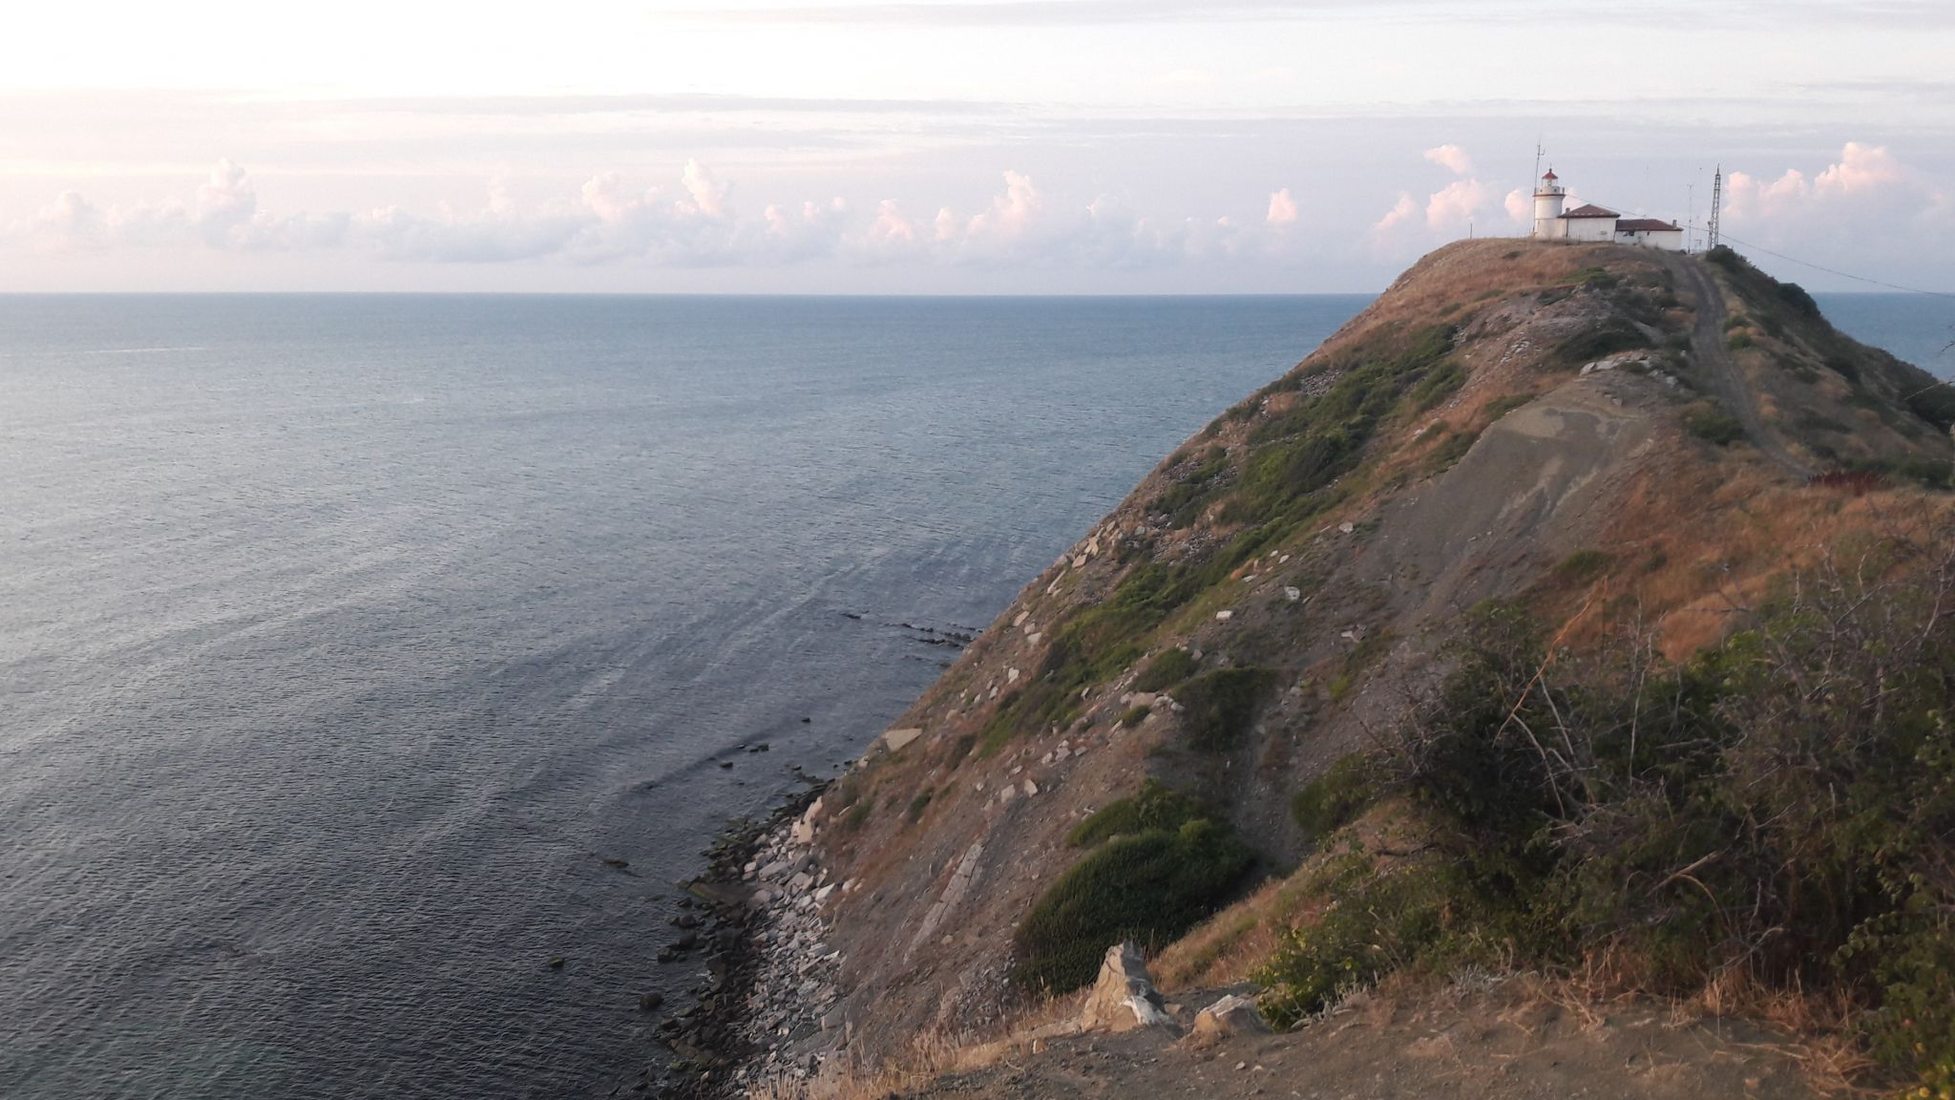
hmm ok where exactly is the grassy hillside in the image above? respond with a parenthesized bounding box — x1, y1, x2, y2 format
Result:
(793, 239, 1955, 1096)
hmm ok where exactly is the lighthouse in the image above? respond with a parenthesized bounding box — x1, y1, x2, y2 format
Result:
(1532, 169, 1566, 239)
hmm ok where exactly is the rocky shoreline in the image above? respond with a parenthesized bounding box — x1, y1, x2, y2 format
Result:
(653, 782, 846, 1099)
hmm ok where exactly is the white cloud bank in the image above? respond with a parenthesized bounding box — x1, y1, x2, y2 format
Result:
(1724, 142, 1949, 237)
(1371, 146, 1517, 239)
(9, 160, 1313, 272)
(12, 142, 1950, 291)
(1423, 144, 1474, 176)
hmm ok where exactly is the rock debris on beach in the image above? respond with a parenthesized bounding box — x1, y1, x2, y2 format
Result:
(728, 802, 848, 1095)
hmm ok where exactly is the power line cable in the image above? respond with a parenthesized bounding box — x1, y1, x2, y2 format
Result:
(1578, 195, 1955, 375)
(1586, 194, 1955, 299)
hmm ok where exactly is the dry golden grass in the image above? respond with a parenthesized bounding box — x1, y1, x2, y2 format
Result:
(746, 989, 1089, 1100)
(1525, 446, 1955, 662)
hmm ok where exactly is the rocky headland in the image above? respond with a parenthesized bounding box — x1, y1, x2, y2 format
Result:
(671, 239, 1955, 1098)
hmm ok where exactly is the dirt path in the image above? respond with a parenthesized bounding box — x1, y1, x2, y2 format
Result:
(903, 982, 1817, 1100)
(1662, 253, 1813, 480)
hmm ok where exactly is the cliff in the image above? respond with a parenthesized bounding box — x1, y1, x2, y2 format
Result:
(721, 240, 1955, 1098)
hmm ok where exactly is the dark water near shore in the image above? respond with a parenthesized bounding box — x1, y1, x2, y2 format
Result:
(0, 291, 1943, 1099)
(1816, 293, 1954, 377)
(0, 294, 1365, 1099)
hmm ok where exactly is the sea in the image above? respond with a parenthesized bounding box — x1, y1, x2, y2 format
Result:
(0, 291, 1945, 1099)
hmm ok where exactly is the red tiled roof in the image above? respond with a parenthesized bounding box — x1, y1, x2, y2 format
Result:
(1617, 218, 1682, 233)
(1559, 204, 1619, 219)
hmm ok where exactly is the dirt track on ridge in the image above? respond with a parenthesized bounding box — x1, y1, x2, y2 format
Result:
(1661, 253, 1812, 480)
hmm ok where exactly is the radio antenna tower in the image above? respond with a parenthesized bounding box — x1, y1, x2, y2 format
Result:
(1707, 164, 1723, 250)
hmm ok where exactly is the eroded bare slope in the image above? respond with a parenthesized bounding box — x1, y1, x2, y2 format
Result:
(756, 239, 1954, 1084)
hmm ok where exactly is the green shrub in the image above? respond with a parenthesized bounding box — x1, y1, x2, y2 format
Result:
(1776, 279, 1821, 319)
(1291, 754, 1379, 842)
(1070, 779, 1207, 847)
(1727, 331, 1755, 351)
(1357, 536, 1955, 1087)
(1151, 446, 1232, 528)
(1906, 381, 1955, 433)
(1134, 648, 1198, 692)
(1013, 818, 1256, 994)
(906, 789, 934, 823)
(1842, 456, 1953, 491)
(1226, 326, 1458, 528)
(1118, 704, 1150, 728)
(1484, 393, 1535, 420)
(1553, 549, 1613, 584)
(1176, 667, 1279, 751)
(1683, 404, 1745, 445)
(1406, 361, 1466, 413)
(1255, 855, 1459, 1026)
(1421, 426, 1477, 476)
(837, 801, 872, 834)
(1578, 266, 1620, 289)
(1557, 319, 1650, 364)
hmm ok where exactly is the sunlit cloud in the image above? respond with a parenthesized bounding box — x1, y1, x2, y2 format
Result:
(10, 160, 1319, 273)
(1372, 192, 1418, 233)
(1423, 144, 1474, 176)
(1722, 143, 1951, 252)
(1266, 188, 1300, 227)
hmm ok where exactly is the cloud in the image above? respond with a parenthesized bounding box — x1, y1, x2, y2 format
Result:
(680, 159, 731, 218)
(1266, 188, 1300, 227)
(665, 0, 1955, 29)
(1373, 192, 1418, 233)
(1372, 148, 1501, 242)
(1424, 178, 1489, 231)
(348, 92, 1012, 116)
(10, 160, 1313, 273)
(1504, 188, 1533, 224)
(1423, 144, 1474, 176)
(1724, 142, 1947, 236)
(23, 160, 350, 254)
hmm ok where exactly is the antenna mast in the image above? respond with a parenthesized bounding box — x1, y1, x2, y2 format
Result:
(1707, 164, 1723, 250)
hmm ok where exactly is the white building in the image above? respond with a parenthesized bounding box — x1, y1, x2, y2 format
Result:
(1530, 169, 1686, 250)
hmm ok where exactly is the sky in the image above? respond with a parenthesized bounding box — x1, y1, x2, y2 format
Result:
(1, 0, 1951, 293)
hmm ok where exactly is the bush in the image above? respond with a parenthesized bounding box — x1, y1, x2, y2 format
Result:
(1553, 549, 1613, 584)
(1227, 326, 1458, 528)
(1484, 393, 1536, 421)
(1360, 531, 1955, 1088)
(1683, 404, 1745, 445)
(1255, 854, 1459, 1026)
(1291, 754, 1379, 842)
(1151, 446, 1232, 528)
(905, 789, 934, 823)
(1556, 319, 1650, 365)
(1406, 361, 1466, 413)
(1176, 667, 1279, 751)
(1013, 818, 1256, 994)
(1134, 647, 1198, 693)
(1069, 779, 1207, 847)
(1421, 425, 1477, 476)
(1906, 381, 1955, 433)
(1842, 456, 1954, 491)
(1777, 279, 1821, 319)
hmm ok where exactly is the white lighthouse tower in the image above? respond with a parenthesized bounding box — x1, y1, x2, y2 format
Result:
(1532, 169, 1566, 239)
